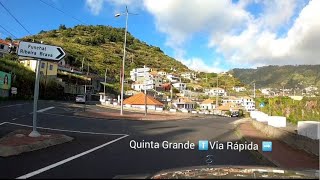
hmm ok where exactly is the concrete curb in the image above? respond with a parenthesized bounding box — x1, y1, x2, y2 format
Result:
(233, 118, 278, 167)
(0, 134, 73, 157)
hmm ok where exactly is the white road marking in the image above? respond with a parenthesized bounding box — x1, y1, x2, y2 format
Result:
(40, 112, 112, 121)
(12, 118, 18, 121)
(16, 134, 129, 179)
(5, 122, 128, 136)
(37, 107, 55, 113)
(0, 103, 27, 108)
(0, 122, 7, 126)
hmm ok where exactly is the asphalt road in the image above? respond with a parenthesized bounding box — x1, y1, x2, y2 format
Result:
(0, 100, 274, 179)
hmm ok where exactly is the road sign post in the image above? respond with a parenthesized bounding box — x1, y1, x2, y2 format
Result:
(18, 41, 65, 137)
(29, 59, 41, 137)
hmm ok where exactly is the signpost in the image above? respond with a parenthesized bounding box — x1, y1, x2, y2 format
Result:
(18, 41, 65, 61)
(18, 41, 65, 137)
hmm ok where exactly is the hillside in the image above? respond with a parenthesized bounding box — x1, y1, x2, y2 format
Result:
(21, 25, 190, 81)
(230, 65, 320, 89)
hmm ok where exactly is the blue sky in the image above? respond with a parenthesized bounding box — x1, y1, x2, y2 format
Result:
(0, 0, 318, 72)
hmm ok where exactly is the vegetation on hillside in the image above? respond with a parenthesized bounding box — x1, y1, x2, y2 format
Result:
(22, 25, 190, 82)
(230, 65, 320, 89)
(255, 96, 320, 124)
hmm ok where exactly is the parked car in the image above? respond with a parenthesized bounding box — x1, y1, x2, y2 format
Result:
(75, 95, 86, 103)
(231, 111, 239, 117)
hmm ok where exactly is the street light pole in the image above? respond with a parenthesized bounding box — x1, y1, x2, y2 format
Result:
(116, 6, 129, 116)
(215, 75, 219, 108)
(104, 68, 107, 96)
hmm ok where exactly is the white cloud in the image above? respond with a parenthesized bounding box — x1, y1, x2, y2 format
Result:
(85, 0, 142, 15)
(178, 57, 226, 73)
(86, 0, 104, 15)
(210, 0, 320, 67)
(143, 0, 250, 49)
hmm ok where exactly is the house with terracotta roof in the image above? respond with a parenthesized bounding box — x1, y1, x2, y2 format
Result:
(0, 39, 10, 57)
(173, 97, 196, 111)
(200, 99, 217, 111)
(214, 102, 241, 115)
(123, 92, 164, 111)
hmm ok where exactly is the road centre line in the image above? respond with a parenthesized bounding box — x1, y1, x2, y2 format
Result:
(30, 107, 55, 114)
(4, 122, 128, 136)
(37, 107, 55, 113)
(16, 134, 129, 179)
(0, 103, 27, 108)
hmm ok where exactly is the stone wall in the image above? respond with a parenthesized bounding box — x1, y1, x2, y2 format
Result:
(251, 119, 319, 156)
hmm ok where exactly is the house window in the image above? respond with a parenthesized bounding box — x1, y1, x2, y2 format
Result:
(49, 64, 53, 70)
(0, 44, 4, 49)
(41, 62, 45, 69)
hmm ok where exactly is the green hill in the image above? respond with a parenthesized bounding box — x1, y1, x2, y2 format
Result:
(230, 65, 320, 89)
(22, 25, 190, 81)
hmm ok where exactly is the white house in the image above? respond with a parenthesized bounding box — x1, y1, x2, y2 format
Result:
(205, 88, 227, 97)
(240, 96, 255, 111)
(157, 71, 167, 76)
(130, 65, 150, 82)
(173, 97, 196, 111)
(123, 92, 164, 111)
(172, 82, 187, 92)
(181, 72, 196, 80)
(200, 99, 216, 111)
(222, 96, 242, 105)
(233, 86, 246, 92)
(166, 74, 180, 83)
(261, 88, 271, 95)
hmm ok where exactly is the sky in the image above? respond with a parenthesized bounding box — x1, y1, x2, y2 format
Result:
(0, 0, 319, 72)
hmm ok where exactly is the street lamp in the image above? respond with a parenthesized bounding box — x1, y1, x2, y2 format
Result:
(115, 6, 129, 116)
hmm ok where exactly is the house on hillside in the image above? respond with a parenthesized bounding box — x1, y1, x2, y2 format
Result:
(123, 92, 164, 111)
(19, 57, 58, 79)
(181, 72, 196, 80)
(172, 82, 187, 92)
(158, 71, 167, 77)
(173, 97, 196, 111)
(222, 96, 242, 105)
(240, 96, 255, 111)
(166, 74, 180, 83)
(204, 87, 227, 97)
(0, 39, 10, 57)
(200, 99, 216, 111)
(130, 65, 151, 82)
(214, 102, 241, 115)
(233, 86, 246, 92)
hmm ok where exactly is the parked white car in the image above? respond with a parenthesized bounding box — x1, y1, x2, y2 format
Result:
(76, 95, 86, 103)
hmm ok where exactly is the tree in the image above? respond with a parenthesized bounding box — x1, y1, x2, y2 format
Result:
(5, 37, 12, 41)
(59, 24, 67, 30)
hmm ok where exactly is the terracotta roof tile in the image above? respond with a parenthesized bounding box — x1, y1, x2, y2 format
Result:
(123, 92, 164, 106)
(201, 99, 215, 104)
(0, 39, 10, 45)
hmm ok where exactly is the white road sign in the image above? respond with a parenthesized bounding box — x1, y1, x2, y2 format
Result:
(18, 41, 66, 61)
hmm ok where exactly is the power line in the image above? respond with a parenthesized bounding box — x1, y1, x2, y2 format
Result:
(39, 0, 85, 25)
(0, 1, 32, 35)
(0, 24, 17, 39)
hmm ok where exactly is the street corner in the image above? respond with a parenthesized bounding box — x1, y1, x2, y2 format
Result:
(0, 129, 73, 157)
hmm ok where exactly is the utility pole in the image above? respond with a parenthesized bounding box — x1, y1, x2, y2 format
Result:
(104, 68, 107, 96)
(215, 76, 219, 108)
(87, 62, 90, 76)
(144, 69, 147, 117)
(253, 82, 256, 99)
(81, 57, 84, 72)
